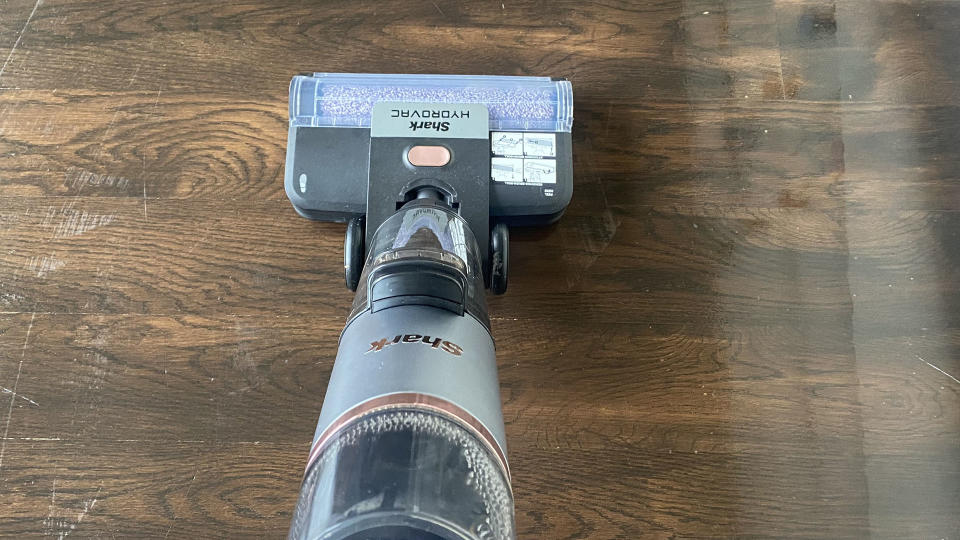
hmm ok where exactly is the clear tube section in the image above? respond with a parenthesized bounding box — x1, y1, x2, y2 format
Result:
(349, 202, 487, 324)
(288, 407, 515, 540)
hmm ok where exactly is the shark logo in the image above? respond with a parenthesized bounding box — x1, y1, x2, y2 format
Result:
(365, 334, 463, 356)
(408, 121, 450, 132)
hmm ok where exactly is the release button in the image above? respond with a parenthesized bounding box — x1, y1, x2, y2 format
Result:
(407, 145, 451, 167)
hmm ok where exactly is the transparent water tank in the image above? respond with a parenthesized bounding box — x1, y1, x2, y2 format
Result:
(348, 199, 489, 327)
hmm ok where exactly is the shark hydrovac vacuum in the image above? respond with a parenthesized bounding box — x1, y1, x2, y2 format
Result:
(284, 73, 573, 540)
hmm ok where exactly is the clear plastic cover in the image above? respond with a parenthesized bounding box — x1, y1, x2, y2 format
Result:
(288, 408, 515, 540)
(349, 202, 487, 324)
(290, 73, 573, 132)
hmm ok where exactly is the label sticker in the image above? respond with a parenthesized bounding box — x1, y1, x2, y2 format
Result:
(371, 102, 489, 139)
(491, 132, 524, 156)
(524, 159, 556, 184)
(490, 131, 558, 189)
(523, 133, 556, 158)
(491, 158, 524, 183)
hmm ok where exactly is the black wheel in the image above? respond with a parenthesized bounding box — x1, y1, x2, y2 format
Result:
(489, 223, 509, 295)
(344, 217, 364, 291)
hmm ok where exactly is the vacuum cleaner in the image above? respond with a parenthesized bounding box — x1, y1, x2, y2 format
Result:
(283, 73, 574, 540)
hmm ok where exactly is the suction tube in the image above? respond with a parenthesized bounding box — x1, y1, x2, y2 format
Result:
(289, 199, 515, 540)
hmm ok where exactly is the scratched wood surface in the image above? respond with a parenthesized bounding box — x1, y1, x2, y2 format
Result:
(1, 0, 959, 538)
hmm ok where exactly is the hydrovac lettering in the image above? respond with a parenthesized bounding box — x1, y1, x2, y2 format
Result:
(391, 109, 471, 119)
(365, 334, 464, 356)
(390, 109, 470, 133)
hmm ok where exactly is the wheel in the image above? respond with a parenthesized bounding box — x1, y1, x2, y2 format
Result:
(344, 216, 364, 291)
(489, 223, 509, 295)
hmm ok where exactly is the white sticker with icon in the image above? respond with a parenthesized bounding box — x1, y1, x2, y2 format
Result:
(523, 159, 556, 184)
(523, 133, 556, 158)
(491, 157, 524, 183)
(491, 132, 558, 190)
(491, 132, 524, 156)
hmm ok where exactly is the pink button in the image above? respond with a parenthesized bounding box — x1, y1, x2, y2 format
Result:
(407, 146, 451, 167)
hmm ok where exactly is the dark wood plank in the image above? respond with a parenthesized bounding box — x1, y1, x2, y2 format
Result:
(3, 0, 956, 104)
(2, 195, 957, 330)
(0, 0, 785, 99)
(777, 0, 960, 103)
(4, 313, 955, 453)
(0, 90, 287, 199)
(0, 439, 302, 538)
(0, 0, 45, 87)
(5, 91, 960, 212)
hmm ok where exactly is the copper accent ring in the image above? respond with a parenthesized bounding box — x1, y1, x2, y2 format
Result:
(304, 392, 510, 482)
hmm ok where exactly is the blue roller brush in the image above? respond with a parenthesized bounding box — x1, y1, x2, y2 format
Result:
(290, 72, 573, 131)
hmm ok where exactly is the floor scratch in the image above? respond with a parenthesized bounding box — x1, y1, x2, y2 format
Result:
(774, 20, 788, 100)
(125, 63, 141, 88)
(163, 470, 198, 539)
(142, 181, 148, 220)
(161, 519, 175, 538)
(916, 355, 960, 385)
(0, 386, 39, 407)
(0, 0, 44, 85)
(42, 475, 58, 537)
(0, 312, 36, 473)
(48, 202, 117, 239)
(59, 486, 100, 539)
(94, 109, 122, 160)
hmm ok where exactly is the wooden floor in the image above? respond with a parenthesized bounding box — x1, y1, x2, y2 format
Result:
(1, 0, 958, 538)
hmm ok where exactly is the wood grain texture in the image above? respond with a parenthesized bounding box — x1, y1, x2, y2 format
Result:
(1, 0, 958, 538)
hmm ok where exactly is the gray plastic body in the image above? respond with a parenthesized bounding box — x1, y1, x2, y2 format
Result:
(284, 126, 573, 226)
(366, 135, 491, 271)
(288, 306, 513, 540)
(318, 305, 507, 455)
(289, 201, 514, 540)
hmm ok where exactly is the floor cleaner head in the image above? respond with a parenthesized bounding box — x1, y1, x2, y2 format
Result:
(284, 73, 574, 540)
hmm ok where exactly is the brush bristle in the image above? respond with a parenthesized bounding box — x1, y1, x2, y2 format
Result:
(290, 74, 573, 132)
(318, 85, 556, 121)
